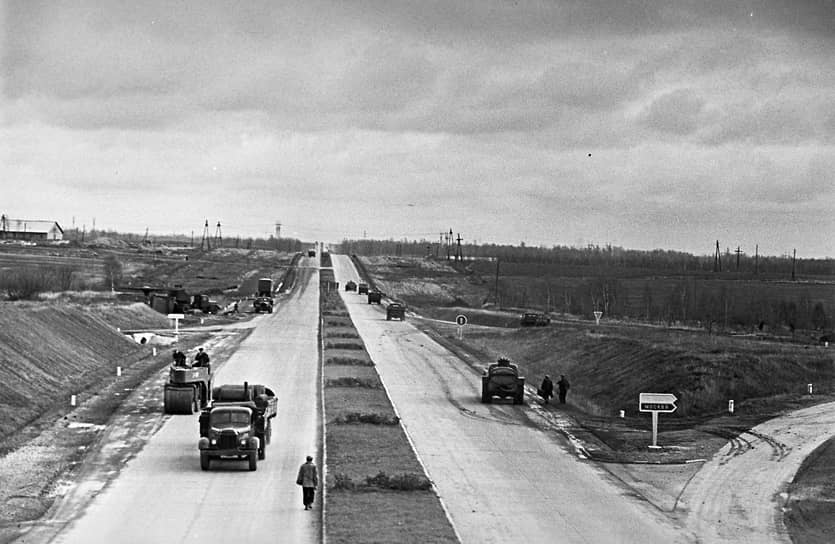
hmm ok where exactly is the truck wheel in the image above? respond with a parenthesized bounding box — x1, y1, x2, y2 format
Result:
(481, 389, 491, 404)
(200, 452, 210, 471)
(248, 452, 257, 471)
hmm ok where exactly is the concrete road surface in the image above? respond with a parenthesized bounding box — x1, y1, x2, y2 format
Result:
(678, 400, 835, 542)
(41, 264, 322, 544)
(332, 255, 692, 544)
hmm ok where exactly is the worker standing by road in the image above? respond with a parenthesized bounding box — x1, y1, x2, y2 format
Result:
(538, 375, 554, 404)
(296, 455, 319, 510)
(557, 375, 570, 404)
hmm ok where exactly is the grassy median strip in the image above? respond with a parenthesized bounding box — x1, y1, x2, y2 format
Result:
(320, 269, 458, 544)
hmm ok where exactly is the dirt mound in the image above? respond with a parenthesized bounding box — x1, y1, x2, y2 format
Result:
(0, 302, 159, 441)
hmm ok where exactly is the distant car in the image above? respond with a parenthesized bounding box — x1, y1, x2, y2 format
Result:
(386, 302, 405, 321)
(308, 250, 316, 257)
(357, 283, 369, 295)
(367, 290, 382, 304)
(345, 280, 357, 292)
(520, 312, 550, 327)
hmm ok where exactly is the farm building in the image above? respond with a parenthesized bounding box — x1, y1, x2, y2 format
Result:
(0, 216, 64, 241)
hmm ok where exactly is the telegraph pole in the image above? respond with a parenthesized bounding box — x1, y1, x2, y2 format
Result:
(456, 233, 463, 262)
(755, 244, 759, 275)
(200, 220, 211, 251)
(713, 240, 722, 272)
(214, 221, 222, 248)
(791, 249, 797, 281)
(734, 246, 743, 270)
(494, 258, 500, 307)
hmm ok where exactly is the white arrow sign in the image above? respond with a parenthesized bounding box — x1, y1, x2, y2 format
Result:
(639, 392, 677, 413)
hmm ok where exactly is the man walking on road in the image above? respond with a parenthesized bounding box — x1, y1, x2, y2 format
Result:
(296, 455, 318, 510)
(538, 375, 554, 404)
(557, 375, 570, 404)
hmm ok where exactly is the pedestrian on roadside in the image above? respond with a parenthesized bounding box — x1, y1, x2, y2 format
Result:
(296, 455, 318, 510)
(538, 375, 554, 404)
(557, 374, 570, 404)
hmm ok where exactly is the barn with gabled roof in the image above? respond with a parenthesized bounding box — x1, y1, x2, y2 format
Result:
(0, 215, 64, 241)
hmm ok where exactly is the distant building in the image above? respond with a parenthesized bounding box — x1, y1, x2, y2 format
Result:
(0, 215, 64, 241)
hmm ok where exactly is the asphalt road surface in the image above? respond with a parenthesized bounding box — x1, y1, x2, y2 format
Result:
(678, 400, 835, 542)
(331, 255, 692, 544)
(41, 260, 322, 544)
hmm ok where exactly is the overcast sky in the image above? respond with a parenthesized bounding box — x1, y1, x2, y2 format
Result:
(2, 1, 834, 257)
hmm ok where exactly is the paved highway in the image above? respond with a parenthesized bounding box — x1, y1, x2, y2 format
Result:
(331, 255, 692, 544)
(39, 260, 322, 544)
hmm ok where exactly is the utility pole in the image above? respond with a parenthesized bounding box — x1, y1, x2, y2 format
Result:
(494, 258, 500, 307)
(438, 232, 444, 258)
(734, 246, 743, 270)
(755, 244, 759, 275)
(447, 228, 453, 260)
(713, 240, 722, 272)
(456, 233, 463, 262)
(200, 220, 211, 251)
(214, 221, 222, 248)
(791, 248, 797, 281)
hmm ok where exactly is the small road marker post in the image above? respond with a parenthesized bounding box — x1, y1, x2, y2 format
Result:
(455, 314, 467, 340)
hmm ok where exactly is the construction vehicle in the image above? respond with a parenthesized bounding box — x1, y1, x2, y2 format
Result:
(253, 277, 274, 313)
(386, 302, 406, 320)
(192, 294, 222, 314)
(367, 290, 382, 304)
(164, 362, 213, 414)
(345, 280, 357, 292)
(198, 382, 278, 471)
(520, 312, 551, 327)
(358, 283, 369, 295)
(481, 357, 525, 404)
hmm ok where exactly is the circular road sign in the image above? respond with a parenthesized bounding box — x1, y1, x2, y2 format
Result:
(455, 314, 468, 326)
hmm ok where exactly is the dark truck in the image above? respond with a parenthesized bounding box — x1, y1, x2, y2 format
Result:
(367, 290, 382, 304)
(520, 312, 550, 327)
(253, 277, 274, 313)
(198, 383, 277, 471)
(386, 302, 406, 320)
(481, 357, 525, 404)
(357, 283, 369, 295)
(344, 280, 357, 292)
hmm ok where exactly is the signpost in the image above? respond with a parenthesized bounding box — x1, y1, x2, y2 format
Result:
(167, 313, 185, 341)
(455, 314, 467, 340)
(639, 392, 677, 449)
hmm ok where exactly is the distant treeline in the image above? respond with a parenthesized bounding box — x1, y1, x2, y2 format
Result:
(337, 238, 835, 279)
(338, 237, 834, 335)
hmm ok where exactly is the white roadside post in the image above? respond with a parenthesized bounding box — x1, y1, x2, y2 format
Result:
(167, 313, 185, 342)
(728, 400, 734, 414)
(639, 392, 677, 449)
(593, 310, 603, 325)
(455, 314, 468, 340)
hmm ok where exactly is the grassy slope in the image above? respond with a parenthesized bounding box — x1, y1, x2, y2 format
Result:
(0, 301, 170, 443)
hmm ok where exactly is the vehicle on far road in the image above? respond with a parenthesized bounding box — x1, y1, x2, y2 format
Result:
(308, 249, 316, 257)
(345, 280, 357, 292)
(357, 283, 369, 295)
(367, 290, 382, 304)
(520, 312, 550, 327)
(481, 357, 525, 404)
(198, 382, 277, 471)
(386, 302, 406, 321)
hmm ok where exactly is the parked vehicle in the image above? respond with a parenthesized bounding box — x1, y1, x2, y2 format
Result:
(520, 312, 550, 327)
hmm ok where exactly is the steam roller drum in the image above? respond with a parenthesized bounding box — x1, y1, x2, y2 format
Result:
(164, 386, 196, 414)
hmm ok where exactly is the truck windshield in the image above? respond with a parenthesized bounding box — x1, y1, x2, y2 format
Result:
(211, 410, 250, 427)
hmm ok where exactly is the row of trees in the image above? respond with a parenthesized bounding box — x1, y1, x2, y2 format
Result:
(339, 238, 835, 279)
(494, 275, 830, 333)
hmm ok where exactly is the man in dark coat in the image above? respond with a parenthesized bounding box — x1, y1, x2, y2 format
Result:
(194, 347, 210, 367)
(296, 455, 319, 510)
(538, 375, 554, 404)
(557, 375, 570, 404)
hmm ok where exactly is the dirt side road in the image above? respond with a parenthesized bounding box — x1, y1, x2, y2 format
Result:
(333, 254, 693, 544)
(675, 400, 835, 543)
